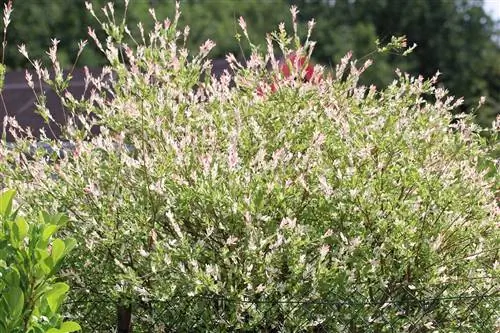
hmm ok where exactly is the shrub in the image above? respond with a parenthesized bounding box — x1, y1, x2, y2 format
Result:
(0, 2, 498, 331)
(0, 190, 80, 333)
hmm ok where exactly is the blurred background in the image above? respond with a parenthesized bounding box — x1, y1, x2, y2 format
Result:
(2, 0, 499, 128)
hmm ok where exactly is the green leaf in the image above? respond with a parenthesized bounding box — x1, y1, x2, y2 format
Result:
(0, 321, 7, 333)
(64, 238, 77, 254)
(13, 217, 29, 243)
(51, 239, 66, 264)
(253, 188, 264, 210)
(42, 256, 55, 274)
(59, 321, 81, 332)
(4, 268, 20, 286)
(46, 329, 61, 333)
(40, 212, 68, 228)
(53, 213, 69, 227)
(0, 190, 15, 218)
(0, 63, 5, 91)
(39, 211, 51, 224)
(41, 225, 59, 245)
(35, 248, 50, 262)
(3, 286, 24, 320)
(34, 261, 51, 278)
(45, 282, 69, 313)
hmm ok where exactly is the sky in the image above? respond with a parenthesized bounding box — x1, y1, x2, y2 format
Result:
(483, 0, 500, 20)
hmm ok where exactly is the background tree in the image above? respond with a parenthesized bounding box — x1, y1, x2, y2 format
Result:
(2, 0, 289, 68)
(290, 0, 500, 127)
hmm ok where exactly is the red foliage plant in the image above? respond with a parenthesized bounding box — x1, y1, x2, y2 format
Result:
(257, 53, 322, 96)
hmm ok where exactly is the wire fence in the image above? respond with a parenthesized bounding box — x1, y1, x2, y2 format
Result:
(63, 280, 499, 332)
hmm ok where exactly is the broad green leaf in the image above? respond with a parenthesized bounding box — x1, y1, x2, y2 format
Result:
(13, 217, 28, 243)
(35, 248, 52, 276)
(46, 329, 61, 333)
(51, 239, 66, 264)
(6, 220, 20, 248)
(35, 248, 50, 261)
(45, 282, 69, 313)
(3, 286, 24, 320)
(34, 262, 51, 278)
(0, 189, 15, 218)
(59, 321, 81, 332)
(41, 225, 59, 245)
(4, 268, 20, 286)
(43, 255, 55, 273)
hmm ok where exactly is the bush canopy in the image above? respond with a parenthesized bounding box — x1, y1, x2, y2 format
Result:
(0, 2, 498, 332)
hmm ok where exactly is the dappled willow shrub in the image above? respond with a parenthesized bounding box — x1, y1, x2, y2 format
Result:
(0, 2, 498, 332)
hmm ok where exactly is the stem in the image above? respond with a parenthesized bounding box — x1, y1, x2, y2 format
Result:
(22, 277, 37, 332)
(117, 303, 133, 333)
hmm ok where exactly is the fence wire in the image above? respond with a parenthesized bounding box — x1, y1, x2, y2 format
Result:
(63, 279, 499, 332)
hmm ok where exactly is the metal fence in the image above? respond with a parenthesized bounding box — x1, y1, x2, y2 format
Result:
(63, 282, 499, 332)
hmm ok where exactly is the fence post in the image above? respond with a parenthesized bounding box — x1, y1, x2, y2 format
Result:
(117, 304, 133, 333)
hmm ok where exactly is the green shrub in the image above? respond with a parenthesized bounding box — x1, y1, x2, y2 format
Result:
(0, 190, 80, 333)
(0, 2, 498, 332)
